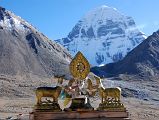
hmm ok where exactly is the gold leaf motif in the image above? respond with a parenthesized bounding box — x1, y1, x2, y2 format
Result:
(70, 51, 90, 79)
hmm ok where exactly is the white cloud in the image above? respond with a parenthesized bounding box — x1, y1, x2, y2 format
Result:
(126, 24, 147, 32)
(136, 24, 147, 30)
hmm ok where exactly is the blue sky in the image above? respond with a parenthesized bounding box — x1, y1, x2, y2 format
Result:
(0, 0, 159, 40)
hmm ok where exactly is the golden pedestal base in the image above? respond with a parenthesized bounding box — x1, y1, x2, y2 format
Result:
(64, 98, 94, 111)
(34, 102, 62, 112)
(30, 110, 130, 120)
(97, 101, 126, 112)
(31, 100, 129, 120)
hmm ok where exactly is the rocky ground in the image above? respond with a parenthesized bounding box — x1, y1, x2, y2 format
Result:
(0, 97, 159, 120)
(103, 78, 159, 120)
(123, 98, 159, 120)
(0, 78, 159, 120)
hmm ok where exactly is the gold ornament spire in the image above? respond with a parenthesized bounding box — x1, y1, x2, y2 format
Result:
(70, 51, 90, 79)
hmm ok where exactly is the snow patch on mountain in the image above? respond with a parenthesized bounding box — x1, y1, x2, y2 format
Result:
(0, 11, 29, 33)
(56, 5, 146, 66)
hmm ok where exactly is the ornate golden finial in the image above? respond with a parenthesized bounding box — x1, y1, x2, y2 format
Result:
(69, 51, 90, 79)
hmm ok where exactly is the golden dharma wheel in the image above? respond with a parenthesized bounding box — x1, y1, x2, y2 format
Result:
(70, 51, 90, 79)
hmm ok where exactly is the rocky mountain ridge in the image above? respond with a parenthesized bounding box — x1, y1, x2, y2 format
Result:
(91, 30, 159, 80)
(0, 6, 72, 98)
(0, 6, 71, 78)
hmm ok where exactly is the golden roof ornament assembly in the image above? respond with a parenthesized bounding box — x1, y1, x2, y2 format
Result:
(30, 51, 129, 120)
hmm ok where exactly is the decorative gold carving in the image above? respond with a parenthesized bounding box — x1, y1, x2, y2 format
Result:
(70, 51, 90, 79)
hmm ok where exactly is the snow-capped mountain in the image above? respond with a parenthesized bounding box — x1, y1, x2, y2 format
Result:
(56, 5, 146, 66)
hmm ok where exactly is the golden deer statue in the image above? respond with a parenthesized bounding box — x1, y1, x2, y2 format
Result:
(98, 87, 121, 103)
(35, 76, 64, 104)
(94, 75, 121, 103)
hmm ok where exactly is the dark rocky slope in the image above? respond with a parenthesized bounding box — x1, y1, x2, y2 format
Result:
(91, 30, 159, 80)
